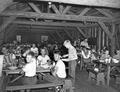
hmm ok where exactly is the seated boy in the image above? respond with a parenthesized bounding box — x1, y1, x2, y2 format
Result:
(43, 50, 66, 83)
(52, 50, 66, 79)
(21, 51, 37, 85)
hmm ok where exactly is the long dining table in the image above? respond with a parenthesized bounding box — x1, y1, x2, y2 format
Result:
(3, 66, 50, 75)
(93, 60, 120, 86)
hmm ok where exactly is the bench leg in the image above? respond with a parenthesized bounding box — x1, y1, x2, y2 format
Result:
(20, 90, 25, 92)
(26, 89, 30, 92)
(96, 73, 105, 85)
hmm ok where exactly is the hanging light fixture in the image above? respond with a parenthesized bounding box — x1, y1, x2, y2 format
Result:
(48, 1, 52, 8)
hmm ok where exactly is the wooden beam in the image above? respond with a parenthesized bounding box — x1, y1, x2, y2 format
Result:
(1, 11, 113, 22)
(13, 21, 99, 27)
(49, 32, 58, 42)
(76, 27, 87, 38)
(0, 16, 16, 32)
(113, 18, 120, 24)
(55, 31, 64, 41)
(0, 0, 13, 13)
(37, 0, 120, 8)
(98, 21, 113, 39)
(95, 8, 113, 18)
(63, 29, 73, 40)
(62, 6, 72, 14)
(59, 5, 64, 14)
(28, 3, 41, 13)
(79, 8, 90, 16)
(51, 4, 60, 14)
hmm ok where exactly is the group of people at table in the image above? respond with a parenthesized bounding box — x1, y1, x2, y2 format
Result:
(1, 38, 120, 88)
(1, 40, 78, 88)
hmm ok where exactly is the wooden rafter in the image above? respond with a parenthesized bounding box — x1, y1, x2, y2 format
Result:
(98, 21, 113, 39)
(0, 16, 16, 32)
(1, 11, 113, 22)
(76, 27, 87, 38)
(63, 29, 73, 40)
(51, 4, 60, 14)
(49, 32, 59, 42)
(62, 6, 72, 14)
(59, 5, 64, 14)
(79, 8, 90, 16)
(37, 0, 120, 8)
(95, 8, 113, 18)
(28, 3, 41, 13)
(13, 21, 99, 27)
(55, 31, 64, 41)
(0, 0, 13, 13)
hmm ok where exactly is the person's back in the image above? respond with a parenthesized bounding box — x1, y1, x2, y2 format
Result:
(53, 51, 66, 79)
(55, 59, 66, 78)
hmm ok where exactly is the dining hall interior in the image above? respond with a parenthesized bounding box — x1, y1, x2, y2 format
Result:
(0, 0, 120, 92)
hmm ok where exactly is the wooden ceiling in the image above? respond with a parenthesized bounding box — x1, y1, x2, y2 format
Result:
(0, 0, 119, 42)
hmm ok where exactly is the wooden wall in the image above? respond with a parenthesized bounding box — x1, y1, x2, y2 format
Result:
(85, 26, 109, 50)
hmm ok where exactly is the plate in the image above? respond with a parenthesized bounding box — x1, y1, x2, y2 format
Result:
(8, 66, 18, 70)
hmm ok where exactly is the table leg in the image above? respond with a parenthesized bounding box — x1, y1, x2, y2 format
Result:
(107, 65, 110, 86)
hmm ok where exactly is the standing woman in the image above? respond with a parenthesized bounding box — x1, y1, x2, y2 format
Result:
(62, 40, 78, 86)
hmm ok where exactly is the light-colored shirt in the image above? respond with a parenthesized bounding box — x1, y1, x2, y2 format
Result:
(31, 47, 38, 54)
(22, 58, 36, 77)
(68, 46, 78, 61)
(55, 60, 66, 78)
(37, 55, 50, 67)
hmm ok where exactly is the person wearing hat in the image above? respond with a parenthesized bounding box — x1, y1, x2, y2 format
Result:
(62, 40, 78, 86)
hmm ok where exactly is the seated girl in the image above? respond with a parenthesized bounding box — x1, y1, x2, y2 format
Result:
(37, 48, 53, 69)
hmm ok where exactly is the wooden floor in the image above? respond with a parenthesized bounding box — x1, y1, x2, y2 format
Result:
(74, 65, 119, 92)
(0, 65, 120, 92)
(31, 65, 120, 92)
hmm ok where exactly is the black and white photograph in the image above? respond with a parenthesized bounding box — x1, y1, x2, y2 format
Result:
(0, 0, 120, 92)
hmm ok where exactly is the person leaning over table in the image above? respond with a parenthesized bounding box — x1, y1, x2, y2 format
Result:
(20, 51, 37, 85)
(62, 40, 78, 86)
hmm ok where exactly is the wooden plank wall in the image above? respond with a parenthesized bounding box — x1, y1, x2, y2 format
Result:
(86, 26, 109, 51)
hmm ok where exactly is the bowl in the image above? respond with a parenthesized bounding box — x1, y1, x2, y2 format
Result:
(8, 66, 18, 70)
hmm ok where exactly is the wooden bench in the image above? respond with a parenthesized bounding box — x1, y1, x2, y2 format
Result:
(64, 75, 74, 92)
(88, 69, 105, 85)
(4, 76, 65, 92)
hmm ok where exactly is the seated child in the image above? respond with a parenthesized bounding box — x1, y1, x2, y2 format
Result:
(100, 49, 111, 63)
(43, 50, 66, 84)
(52, 50, 66, 79)
(37, 48, 52, 69)
(21, 51, 37, 85)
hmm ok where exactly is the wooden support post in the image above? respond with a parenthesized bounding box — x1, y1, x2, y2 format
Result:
(59, 5, 64, 14)
(95, 8, 113, 18)
(51, 4, 61, 14)
(98, 21, 113, 39)
(62, 6, 71, 14)
(79, 8, 90, 16)
(76, 27, 87, 38)
(28, 3, 41, 14)
(110, 24, 116, 56)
